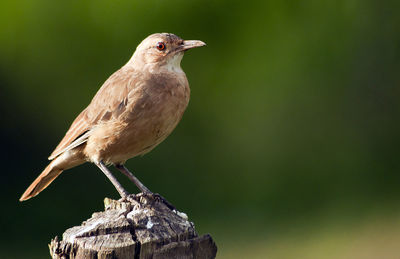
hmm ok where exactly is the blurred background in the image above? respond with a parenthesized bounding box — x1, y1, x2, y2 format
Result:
(1, 0, 400, 258)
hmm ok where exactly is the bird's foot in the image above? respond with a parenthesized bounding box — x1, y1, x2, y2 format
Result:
(138, 192, 176, 211)
(116, 192, 176, 211)
(117, 193, 136, 203)
(153, 193, 176, 211)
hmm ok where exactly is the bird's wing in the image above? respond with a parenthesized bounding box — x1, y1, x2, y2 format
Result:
(48, 67, 141, 160)
(48, 109, 91, 160)
(84, 67, 139, 123)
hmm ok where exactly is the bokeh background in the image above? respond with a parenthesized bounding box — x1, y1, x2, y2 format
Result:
(1, 0, 400, 258)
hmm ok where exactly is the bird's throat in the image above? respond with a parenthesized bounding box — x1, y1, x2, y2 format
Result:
(164, 52, 184, 73)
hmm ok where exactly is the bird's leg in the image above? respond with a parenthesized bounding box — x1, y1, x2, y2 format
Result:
(96, 161, 129, 198)
(115, 164, 176, 210)
(115, 164, 151, 193)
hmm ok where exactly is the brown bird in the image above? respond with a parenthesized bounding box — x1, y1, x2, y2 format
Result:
(20, 33, 205, 202)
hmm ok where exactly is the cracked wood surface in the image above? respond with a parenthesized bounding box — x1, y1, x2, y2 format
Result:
(49, 193, 217, 259)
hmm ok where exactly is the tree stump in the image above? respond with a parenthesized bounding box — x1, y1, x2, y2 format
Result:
(49, 193, 217, 259)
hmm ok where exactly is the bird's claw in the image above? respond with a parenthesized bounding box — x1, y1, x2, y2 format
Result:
(139, 192, 176, 211)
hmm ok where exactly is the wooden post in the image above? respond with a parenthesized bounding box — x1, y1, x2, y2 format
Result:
(49, 193, 217, 259)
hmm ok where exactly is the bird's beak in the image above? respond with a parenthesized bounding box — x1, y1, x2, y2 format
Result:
(180, 40, 206, 51)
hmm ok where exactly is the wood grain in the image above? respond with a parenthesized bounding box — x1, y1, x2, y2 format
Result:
(49, 193, 217, 259)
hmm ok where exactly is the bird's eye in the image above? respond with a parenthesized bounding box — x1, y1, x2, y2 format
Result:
(156, 42, 166, 51)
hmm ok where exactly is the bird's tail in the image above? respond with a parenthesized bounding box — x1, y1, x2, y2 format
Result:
(19, 161, 63, 201)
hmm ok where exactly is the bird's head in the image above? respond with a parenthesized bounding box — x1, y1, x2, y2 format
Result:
(130, 33, 206, 71)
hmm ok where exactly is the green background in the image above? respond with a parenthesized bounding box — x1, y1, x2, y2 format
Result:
(1, 0, 400, 258)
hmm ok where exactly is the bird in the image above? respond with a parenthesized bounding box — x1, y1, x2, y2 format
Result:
(19, 33, 205, 202)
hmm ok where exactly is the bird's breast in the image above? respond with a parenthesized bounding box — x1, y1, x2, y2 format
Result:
(85, 72, 190, 164)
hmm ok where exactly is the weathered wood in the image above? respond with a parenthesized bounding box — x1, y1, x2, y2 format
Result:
(49, 193, 217, 259)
